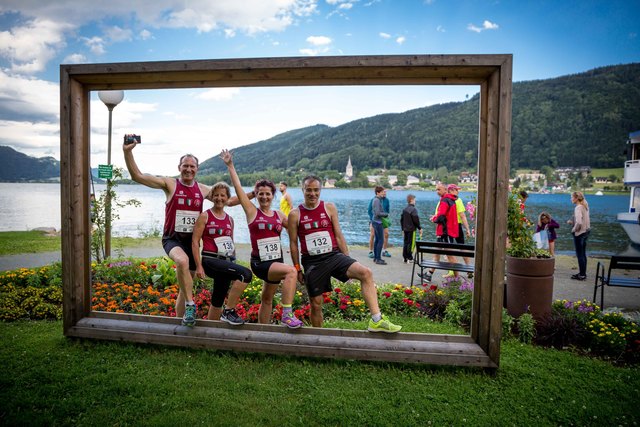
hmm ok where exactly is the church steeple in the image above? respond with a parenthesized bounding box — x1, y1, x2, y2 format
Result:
(345, 156, 353, 180)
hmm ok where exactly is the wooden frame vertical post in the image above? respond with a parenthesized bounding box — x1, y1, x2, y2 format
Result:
(60, 55, 512, 368)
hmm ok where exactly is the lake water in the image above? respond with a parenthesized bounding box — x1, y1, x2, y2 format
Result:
(0, 182, 630, 256)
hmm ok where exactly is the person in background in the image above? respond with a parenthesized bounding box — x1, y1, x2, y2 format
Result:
(567, 192, 591, 280)
(448, 184, 473, 277)
(519, 190, 529, 209)
(367, 189, 391, 258)
(191, 182, 252, 325)
(222, 150, 303, 328)
(400, 194, 422, 263)
(288, 175, 401, 332)
(279, 181, 293, 217)
(371, 186, 389, 265)
(536, 212, 560, 256)
(420, 182, 459, 282)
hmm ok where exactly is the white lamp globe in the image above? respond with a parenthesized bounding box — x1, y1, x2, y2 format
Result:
(98, 90, 124, 107)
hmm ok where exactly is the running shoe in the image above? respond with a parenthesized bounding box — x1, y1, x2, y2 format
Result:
(570, 274, 587, 281)
(374, 259, 387, 265)
(182, 303, 197, 327)
(221, 308, 245, 325)
(368, 251, 374, 259)
(282, 313, 303, 329)
(383, 250, 392, 257)
(367, 315, 402, 333)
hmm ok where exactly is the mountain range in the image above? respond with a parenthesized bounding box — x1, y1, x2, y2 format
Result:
(0, 146, 60, 182)
(2, 62, 639, 182)
(198, 62, 640, 175)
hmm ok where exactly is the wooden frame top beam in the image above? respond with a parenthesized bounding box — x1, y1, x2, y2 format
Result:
(62, 55, 511, 90)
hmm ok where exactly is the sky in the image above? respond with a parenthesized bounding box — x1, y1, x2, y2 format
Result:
(0, 0, 638, 176)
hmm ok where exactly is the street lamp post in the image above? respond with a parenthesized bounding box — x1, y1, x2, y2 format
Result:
(98, 90, 124, 259)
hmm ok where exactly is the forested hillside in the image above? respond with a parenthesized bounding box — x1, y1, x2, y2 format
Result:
(199, 63, 640, 175)
(0, 146, 59, 181)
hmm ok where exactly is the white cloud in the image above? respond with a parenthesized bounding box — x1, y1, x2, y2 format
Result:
(379, 32, 391, 39)
(83, 36, 107, 55)
(436, 25, 445, 33)
(467, 20, 499, 33)
(0, 120, 60, 157)
(0, 18, 72, 73)
(300, 34, 331, 55)
(0, 70, 59, 121)
(105, 25, 133, 42)
(62, 53, 87, 63)
(396, 36, 405, 44)
(195, 88, 240, 101)
(139, 29, 153, 40)
(338, 2, 353, 10)
(0, 1, 319, 71)
(306, 35, 332, 45)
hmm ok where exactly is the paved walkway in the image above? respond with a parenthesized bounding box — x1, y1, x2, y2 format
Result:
(2, 243, 639, 312)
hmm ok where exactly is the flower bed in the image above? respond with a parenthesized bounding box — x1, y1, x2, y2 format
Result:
(1, 258, 638, 364)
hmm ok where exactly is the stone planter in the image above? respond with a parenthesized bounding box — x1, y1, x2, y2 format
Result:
(506, 256, 555, 321)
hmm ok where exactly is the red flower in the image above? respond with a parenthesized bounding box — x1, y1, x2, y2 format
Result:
(334, 288, 341, 294)
(151, 264, 157, 269)
(429, 284, 438, 291)
(383, 292, 391, 298)
(340, 304, 347, 310)
(404, 288, 413, 295)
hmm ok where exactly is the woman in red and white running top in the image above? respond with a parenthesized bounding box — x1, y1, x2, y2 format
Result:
(192, 182, 253, 325)
(221, 149, 303, 329)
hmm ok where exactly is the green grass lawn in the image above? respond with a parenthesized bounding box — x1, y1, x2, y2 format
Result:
(1, 320, 638, 426)
(0, 231, 157, 256)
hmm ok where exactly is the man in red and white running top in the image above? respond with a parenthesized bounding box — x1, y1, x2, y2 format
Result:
(288, 175, 401, 333)
(123, 142, 251, 327)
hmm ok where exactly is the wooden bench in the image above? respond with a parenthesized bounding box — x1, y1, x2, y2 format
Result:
(593, 255, 640, 309)
(410, 240, 475, 286)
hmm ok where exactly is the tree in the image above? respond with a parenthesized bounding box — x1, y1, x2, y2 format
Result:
(91, 167, 141, 263)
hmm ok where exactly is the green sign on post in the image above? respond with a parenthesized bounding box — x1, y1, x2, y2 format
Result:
(98, 164, 113, 180)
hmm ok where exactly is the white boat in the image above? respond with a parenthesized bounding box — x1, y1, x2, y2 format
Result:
(595, 190, 604, 196)
(617, 130, 640, 245)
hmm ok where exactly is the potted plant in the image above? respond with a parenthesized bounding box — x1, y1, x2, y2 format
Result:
(505, 189, 555, 321)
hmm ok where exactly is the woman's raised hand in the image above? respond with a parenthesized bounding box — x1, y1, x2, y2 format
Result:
(220, 149, 233, 165)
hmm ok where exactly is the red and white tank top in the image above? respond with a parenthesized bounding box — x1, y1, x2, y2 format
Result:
(163, 179, 204, 239)
(202, 210, 235, 256)
(297, 201, 338, 256)
(249, 209, 283, 261)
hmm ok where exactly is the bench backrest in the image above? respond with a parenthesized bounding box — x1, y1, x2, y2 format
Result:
(414, 240, 475, 259)
(609, 256, 640, 275)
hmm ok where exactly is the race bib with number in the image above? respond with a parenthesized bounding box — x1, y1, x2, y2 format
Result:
(214, 235, 235, 256)
(257, 236, 281, 261)
(305, 231, 332, 256)
(175, 210, 199, 233)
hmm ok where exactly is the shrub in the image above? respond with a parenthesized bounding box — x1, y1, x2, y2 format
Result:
(517, 313, 536, 344)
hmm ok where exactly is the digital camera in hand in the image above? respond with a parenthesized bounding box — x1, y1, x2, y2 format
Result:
(124, 134, 141, 145)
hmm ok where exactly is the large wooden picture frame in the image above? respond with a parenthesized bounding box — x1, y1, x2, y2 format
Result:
(60, 54, 512, 368)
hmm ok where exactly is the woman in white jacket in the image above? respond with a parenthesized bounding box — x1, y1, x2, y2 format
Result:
(567, 191, 591, 281)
